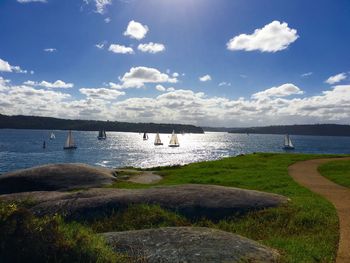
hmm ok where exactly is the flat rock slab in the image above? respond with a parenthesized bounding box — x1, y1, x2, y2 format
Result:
(1, 184, 288, 221)
(103, 227, 280, 263)
(0, 163, 116, 194)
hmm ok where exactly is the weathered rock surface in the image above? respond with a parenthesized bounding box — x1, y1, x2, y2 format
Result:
(0, 163, 116, 194)
(103, 227, 280, 263)
(0, 184, 288, 221)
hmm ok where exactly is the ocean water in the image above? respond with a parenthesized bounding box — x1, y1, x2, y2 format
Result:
(0, 129, 350, 173)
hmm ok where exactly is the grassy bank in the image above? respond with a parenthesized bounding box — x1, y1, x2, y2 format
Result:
(319, 159, 350, 188)
(1, 153, 345, 262)
(109, 153, 343, 262)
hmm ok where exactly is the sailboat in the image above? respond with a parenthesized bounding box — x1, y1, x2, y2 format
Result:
(283, 134, 294, 150)
(143, 132, 148, 140)
(154, 132, 163, 146)
(63, 130, 77, 150)
(97, 129, 107, 140)
(50, 132, 55, 140)
(168, 130, 180, 147)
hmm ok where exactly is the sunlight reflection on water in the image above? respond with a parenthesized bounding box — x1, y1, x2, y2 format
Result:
(1, 129, 350, 173)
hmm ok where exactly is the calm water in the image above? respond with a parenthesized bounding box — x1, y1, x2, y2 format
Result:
(0, 129, 350, 173)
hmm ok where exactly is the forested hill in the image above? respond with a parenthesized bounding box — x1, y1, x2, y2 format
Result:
(0, 114, 204, 134)
(228, 124, 350, 137)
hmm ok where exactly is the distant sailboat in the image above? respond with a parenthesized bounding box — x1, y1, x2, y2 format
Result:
(169, 130, 180, 147)
(154, 132, 163, 146)
(97, 129, 107, 140)
(50, 132, 55, 140)
(283, 134, 294, 150)
(63, 130, 77, 150)
(143, 132, 148, 140)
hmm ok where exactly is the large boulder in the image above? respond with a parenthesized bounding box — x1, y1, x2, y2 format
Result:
(1, 184, 288, 221)
(0, 163, 116, 194)
(103, 227, 280, 262)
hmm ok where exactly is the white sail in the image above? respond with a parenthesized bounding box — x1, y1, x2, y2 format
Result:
(284, 135, 289, 146)
(284, 134, 294, 149)
(154, 133, 162, 144)
(65, 130, 75, 148)
(169, 130, 179, 146)
(50, 132, 55, 139)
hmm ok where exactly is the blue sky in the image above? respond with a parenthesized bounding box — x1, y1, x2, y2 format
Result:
(0, 0, 350, 127)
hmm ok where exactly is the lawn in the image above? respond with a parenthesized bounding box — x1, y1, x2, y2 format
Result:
(1, 153, 345, 262)
(108, 153, 344, 263)
(318, 159, 350, 188)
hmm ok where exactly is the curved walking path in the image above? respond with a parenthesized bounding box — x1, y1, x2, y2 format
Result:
(288, 157, 350, 263)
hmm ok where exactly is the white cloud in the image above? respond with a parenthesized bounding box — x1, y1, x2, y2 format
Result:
(79, 88, 125, 100)
(301, 72, 313, 77)
(252, 83, 303, 99)
(155, 84, 166, 92)
(325, 72, 347, 84)
(17, 0, 47, 3)
(24, 80, 74, 89)
(108, 44, 134, 54)
(2, 76, 350, 126)
(0, 58, 12, 72)
(104, 17, 111, 23)
(199, 74, 211, 82)
(167, 87, 175, 92)
(110, 66, 178, 89)
(137, 42, 165, 53)
(227, 21, 299, 52)
(172, 72, 179, 78)
(124, 20, 149, 40)
(219, 82, 231, 87)
(95, 42, 105, 49)
(0, 58, 28, 74)
(94, 0, 112, 14)
(44, 48, 57, 52)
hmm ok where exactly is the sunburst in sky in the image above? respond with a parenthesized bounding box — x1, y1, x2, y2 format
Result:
(0, 0, 349, 127)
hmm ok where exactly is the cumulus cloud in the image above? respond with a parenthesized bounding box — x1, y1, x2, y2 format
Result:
(94, 0, 112, 14)
(227, 21, 299, 52)
(110, 66, 178, 89)
(325, 72, 347, 84)
(199, 74, 211, 82)
(43, 48, 57, 52)
(17, 0, 47, 3)
(0, 58, 28, 74)
(79, 88, 125, 100)
(137, 42, 165, 53)
(124, 20, 149, 40)
(108, 44, 134, 54)
(104, 17, 111, 23)
(155, 84, 166, 92)
(252, 83, 303, 99)
(1, 76, 350, 126)
(24, 80, 74, 88)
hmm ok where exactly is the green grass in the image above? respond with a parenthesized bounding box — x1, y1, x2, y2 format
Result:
(109, 153, 345, 263)
(2, 153, 347, 262)
(319, 160, 350, 188)
(0, 202, 130, 263)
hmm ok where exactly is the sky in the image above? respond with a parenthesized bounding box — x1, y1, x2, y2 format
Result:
(0, 0, 350, 127)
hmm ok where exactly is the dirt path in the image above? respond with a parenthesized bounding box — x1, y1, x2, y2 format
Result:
(127, 171, 162, 184)
(288, 157, 350, 263)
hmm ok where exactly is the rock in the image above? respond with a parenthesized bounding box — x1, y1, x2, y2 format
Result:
(103, 227, 280, 263)
(0, 163, 116, 194)
(1, 184, 288, 221)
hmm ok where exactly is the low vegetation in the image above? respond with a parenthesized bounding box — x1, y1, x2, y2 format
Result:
(0, 202, 126, 263)
(1, 153, 347, 262)
(110, 153, 344, 262)
(319, 159, 350, 188)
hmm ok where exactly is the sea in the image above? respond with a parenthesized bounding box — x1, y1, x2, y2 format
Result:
(0, 129, 350, 174)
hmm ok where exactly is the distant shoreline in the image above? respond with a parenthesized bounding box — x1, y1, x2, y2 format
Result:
(0, 114, 204, 134)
